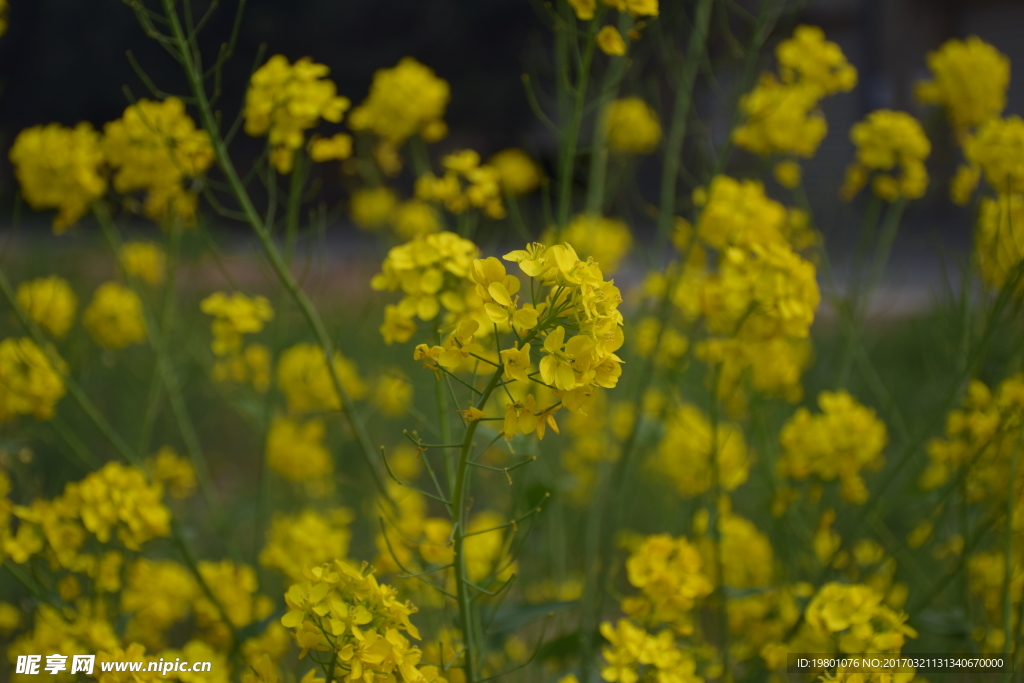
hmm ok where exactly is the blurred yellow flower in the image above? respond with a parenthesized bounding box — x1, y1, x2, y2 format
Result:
(348, 57, 450, 145)
(308, 133, 353, 162)
(773, 160, 802, 189)
(244, 55, 350, 173)
(83, 282, 147, 350)
(265, 415, 333, 481)
(120, 242, 167, 286)
(372, 371, 413, 417)
(392, 199, 442, 239)
(546, 214, 633, 273)
(916, 36, 1009, 131)
(488, 148, 543, 196)
(9, 123, 107, 233)
(597, 25, 627, 56)
(103, 98, 214, 222)
(568, 0, 596, 21)
(604, 0, 659, 17)
(349, 186, 398, 230)
(840, 110, 930, 202)
(16, 275, 77, 338)
(0, 338, 66, 422)
(605, 97, 661, 154)
(276, 342, 367, 413)
(145, 446, 197, 499)
(776, 25, 857, 97)
(260, 508, 354, 581)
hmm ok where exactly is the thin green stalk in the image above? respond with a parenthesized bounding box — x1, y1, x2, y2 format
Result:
(555, 19, 599, 234)
(707, 367, 730, 681)
(653, 0, 714, 255)
(154, 0, 390, 501)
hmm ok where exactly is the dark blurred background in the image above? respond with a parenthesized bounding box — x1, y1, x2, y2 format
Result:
(1, 0, 1023, 302)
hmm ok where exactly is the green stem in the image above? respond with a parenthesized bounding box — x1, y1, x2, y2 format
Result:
(555, 19, 599, 235)
(707, 367, 730, 680)
(1003, 429, 1023, 683)
(653, 0, 714, 255)
(156, 0, 390, 501)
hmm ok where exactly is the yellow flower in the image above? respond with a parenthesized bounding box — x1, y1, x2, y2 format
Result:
(9, 123, 107, 233)
(244, 55, 350, 173)
(488, 148, 543, 196)
(417, 150, 506, 219)
(260, 508, 354, 581)
(840, 110, 931, 202)
(779, 391, 888, 504)
(348, 57, 450, 145)
(122, 558, 198, 647)
(568, 0, 596, 20)
(962, 116, 1024, 196)
(309, 133, 353, 162)
(656, 404, 750, 496)
(546, 214, 633, 274)
(200, 291, 273, 357)
(0, 0, 7, 36)
(597, 26, 627, 56)
(372, 372, 413, 417)
(976, 193, 1024, 292)
(605, 98, 661, 154)
(265, 415, 333, 481)
(0, 338, 67, 422)
(16, 275, 77, 338)
(120, 242, 167, 285)
(276, 342, 367, 413)
(103, 98, 214, 222)
(776, 25, 857, 97)
(500, 343, 532, 383)
(773, 160, 802, 189)
(604, 0, 659, 17)
(916, 36, 1009, 131)
(380, 304, 418, 345)
(623, 533, 713, 623)
(145, 446, 197, 499)
(733, 75, 827, 158)
(82, 281, 148, 350)
(504, 394, 539, 437)
(350, 186, 398, 231)
(392, 199, 442, 238)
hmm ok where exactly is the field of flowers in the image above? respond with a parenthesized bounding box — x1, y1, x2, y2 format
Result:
(2, 0, 1024, 682)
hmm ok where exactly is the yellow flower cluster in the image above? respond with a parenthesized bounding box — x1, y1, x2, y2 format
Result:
(17, 275, 77, 338)
(276, 342, 367, 413)
(195, 559, 275, 647)
(244, 55, 350, 173)
(916, 37, 1010, 132)
(8, 123, 107, 233)
(280, 560, 446, 682)
(348, 57, 450, 145)
(840, 110, 931, 202)
(260, 508, 354, 581)
(967, 549, 1024, 652)
(958, 116, 1024, 199)
(734, 25, 856, 164)
(122, 558, 199, 647)
(622, 533, 713, 625)
(371, 231, 481, 343)
(597, 26, 627, 56)
(0, 338, 66, 423)
(921, 375, 1024, 501)
(103, 98, 215, 222)
(779, 391, 888, 504)
(120, 242, 167, 286)
(976, 193, 1024, 291)
(145, 446, 197, 499)
(561, 394, 634, 503)
(416, 149, 506, 219)
(655, 403, 750, 497)
(309, 132, 354, 163)
(599, 619, 702, 683)
(200, 291, 273, 392)
(664, 177, 819, 410)
(265, 415, 333, 482)
(488, 148, 543, 196)
(568, 0, 659, 20)
(350, 186, 398, 231)
(545, 214, 633, 274)
(82, 281, 148, 350)
(694, 508, 774, 590)
(605, 98, 662, 155)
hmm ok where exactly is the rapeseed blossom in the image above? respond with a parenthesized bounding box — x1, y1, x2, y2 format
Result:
(597, 26, 627, 56)
(200, 291, 273, 392)
(779, 391, 888, 503)
(16, 275, 77, 338)
(488, 148, 543, 196)
(975, 193, 1024, 291)
(916, 36, 1010, 132)
(0, 338, 67, 422)
(960, 116, 1024, 197)
(656, 403, 750, 496)
(244, 55, 350, 173)
(840, 110, 931, 202)
(145, 446, 197, 499)
(392, 199, 442, 239)
(348, 57, 450, 145)
(119, 242, 167, 286)
(260, 508, 354, 581)
(605, 98, 661, 154)
(265, 415, 333, 481)
(546, 214, 633, 274)
(9, 123, 106, 232)
(103, 98, 214, 222)
(276, 343, 367, 413)
(415, 149, 505, 219)
(82, 282, 147, 350)
(350, 186, 398, 230)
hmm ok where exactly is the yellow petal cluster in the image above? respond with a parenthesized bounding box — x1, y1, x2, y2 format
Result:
(488, 148, 543, 196)
(975, 193, 1024, 291)
(915, 36, 1010, 132)
(8, 123, 107, 233)
(200, 291, 273, 392)
(275, 343, 367, 413)
(260, 508, 354, 581)
(350, 186, 398, 231)
(120, 242, 167, 286)
(779, 391, 888, 504)
(840, 110, 931, 202)
(604, 98, 661, 155)
(145, 446, 197, 499)
(0, 338, 67, 422)
(103, 98, 214, 222)
(655, 403, 750, 496)
(82, 281, 148, 350)
(546, 214, 633, 274)
(265, 415, 333, 482)
(244, 55, 350, 173)
(348, 57, 450, 145)
(776, 25, 858, 97)
(415, 149, 505, 219)
(16, 275, 77, 338)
